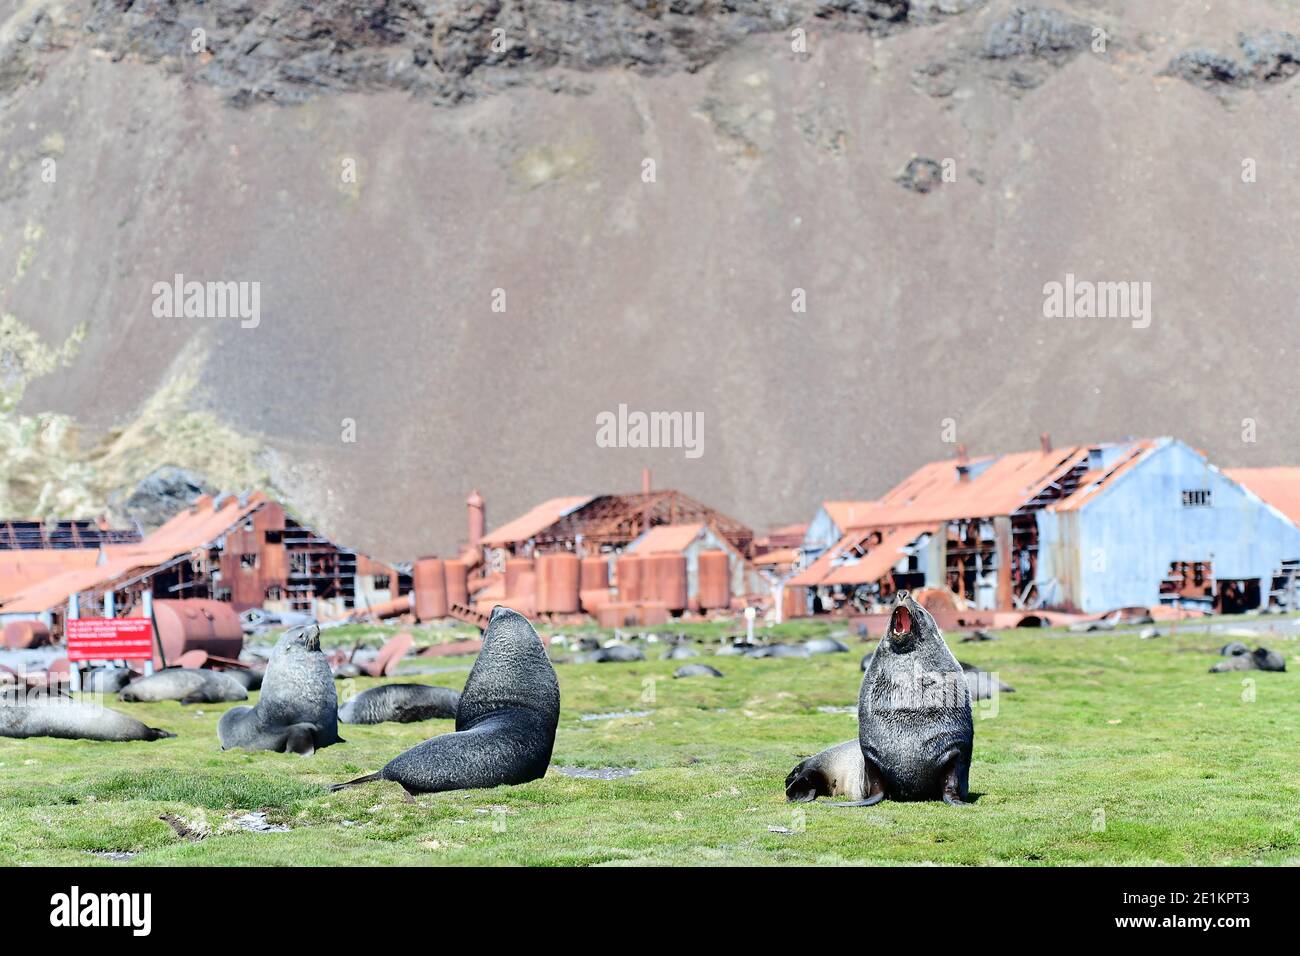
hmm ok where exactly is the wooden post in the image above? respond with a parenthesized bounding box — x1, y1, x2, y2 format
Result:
(143, 590, 160, 675)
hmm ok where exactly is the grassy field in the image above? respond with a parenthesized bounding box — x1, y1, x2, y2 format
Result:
(2, 622, 1298, 866)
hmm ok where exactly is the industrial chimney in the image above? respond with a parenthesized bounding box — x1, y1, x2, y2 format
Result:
(467, 489, 485, 551)
(642, 467, 651, 495)
(1040, 432, 1053, 454)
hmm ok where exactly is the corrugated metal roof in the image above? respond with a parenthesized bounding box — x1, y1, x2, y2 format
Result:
(0, 493, 267, 613)
(629, 523, 705, 554)
(0, 551, 102, 602)
(753, 547, 799, 566)
(1049, 441, 1155, 512)
(788, 524, 937, 587)
(821, 501, 877, 531)
(1223, 467, 1300, 525)
(480, 496, 595, 546)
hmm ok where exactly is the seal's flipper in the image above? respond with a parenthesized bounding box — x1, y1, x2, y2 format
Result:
(830, 792, 885, 808)
(179, 694, 204, 706)
(146, 727, 176, 740)
(328, 771, 382, 792)
(283, 724, 318, 756)
(940, 751, 970, 806)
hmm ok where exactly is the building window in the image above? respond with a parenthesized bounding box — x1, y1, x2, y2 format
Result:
(1182, 489, 1212, 508)
(240, 553, 258, 569)
(373, 574, 390, 591)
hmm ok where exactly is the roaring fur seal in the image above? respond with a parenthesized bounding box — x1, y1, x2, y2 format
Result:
(1, 689, 174, 742)
(218, 625, 340, 755)
(673, 663, 723, 678)
(120, 668, 248, 704)
(785, 741, 866, 802)
(331, 607, 559, 795)
(338, 683, 461, 724)
(853, 591, 973, 806)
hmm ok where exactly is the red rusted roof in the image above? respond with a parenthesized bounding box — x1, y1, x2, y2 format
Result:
(0, 494, 267, 614)
(0, 551, 102, 602)
(821, 501, 877, 531)
(752, 547, 799, 566)
(788, 524, 938, 588)
(480, 496, 595, 546)
(629, 523, 706, 554)
(1223, 467, 1300, 525)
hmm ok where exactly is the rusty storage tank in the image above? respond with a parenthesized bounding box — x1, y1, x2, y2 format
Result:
(616, 554, 644, 603)
(444, 559, 469, 609)
(152, 599, 243, 668)
(649, 553, 688, 612)
(537, 552, 581, 614)
(580, 555, 610, 592)
(504, 559, 534, 600)
(697, 550, 731, 610)
(3, 619, 50, 650)
(413, 557, 449, 621)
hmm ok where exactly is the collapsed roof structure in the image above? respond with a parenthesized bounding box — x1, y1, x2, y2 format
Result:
(0, 493, 406, 636)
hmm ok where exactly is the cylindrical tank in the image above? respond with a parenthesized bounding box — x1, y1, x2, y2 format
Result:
(444, 559, 469, 609)
(413, 557, 448, 621)
(697, 550, 731, 610)
(3, 620, 50, 650)
(537, 552, 580, 614)
(649, 553, 687, 611)
(580, 555, 609, 592)
(151, 599, 243, 668)
(616, 554, 643, 603)
(505, 558, 533, 599)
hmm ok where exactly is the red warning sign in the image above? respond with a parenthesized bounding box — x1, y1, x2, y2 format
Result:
(66, 618, 154, 661)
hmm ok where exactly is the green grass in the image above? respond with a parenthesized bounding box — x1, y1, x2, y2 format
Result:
(3, 624, 1299, 866)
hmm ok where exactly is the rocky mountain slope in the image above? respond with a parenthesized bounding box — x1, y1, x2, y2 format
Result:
(2, 0, 1299, 557)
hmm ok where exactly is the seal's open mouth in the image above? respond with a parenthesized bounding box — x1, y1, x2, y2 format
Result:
(890, 603, 912, 636)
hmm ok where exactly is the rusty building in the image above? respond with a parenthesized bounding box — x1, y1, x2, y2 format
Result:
(789, 437, 1300, 617)
(0, 493, 407, 636)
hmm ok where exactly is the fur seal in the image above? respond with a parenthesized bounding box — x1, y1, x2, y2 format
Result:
(1210, 647, 1286, 673)
(120, 668, 248, 704)
(715, 643, 747, 656)
(577, 645, 645, 663)
(224, 669, 264, 691)
(1220, 641, 1249, 657)
(331, 607, 559, 795)
(218, 625, 341, 755)
(662, 645, 700, 660)
(747, 643, 810, 659)
(854, 591, 974, 805)
(785, 741, 865, 802)
(339, 683, 461, 724)
(805, 638, 850, 655)
(673, 663, 723, 678)
(1, 689, 174, 742)
(959, 661, 1015, 700)
(84, 667, 135, 695)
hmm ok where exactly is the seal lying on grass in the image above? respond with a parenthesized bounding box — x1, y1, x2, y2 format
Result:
(338, 683, 461, 724)
(1, 690, 174, 742)
(120, 668, 248, 704)
(1210, 647, 1285, 672)
(218, 625, 340, 755)
(331, 607, 559, 795)
(852, 591, 973, 805)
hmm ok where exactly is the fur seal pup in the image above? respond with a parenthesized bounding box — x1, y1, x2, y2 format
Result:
(785, 741, 865, 802)
(338, 683, 461, 724)
(805, 638, 850, 655)
(1220, 641, 1249, 657)
(331, 607, 559, 795)
(1, 690, 174, 742)
(218, 625, 341, 755)
(853, 591, 974, 806)
(673, 664, 723, 678)
(120, 668, 248, 704)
